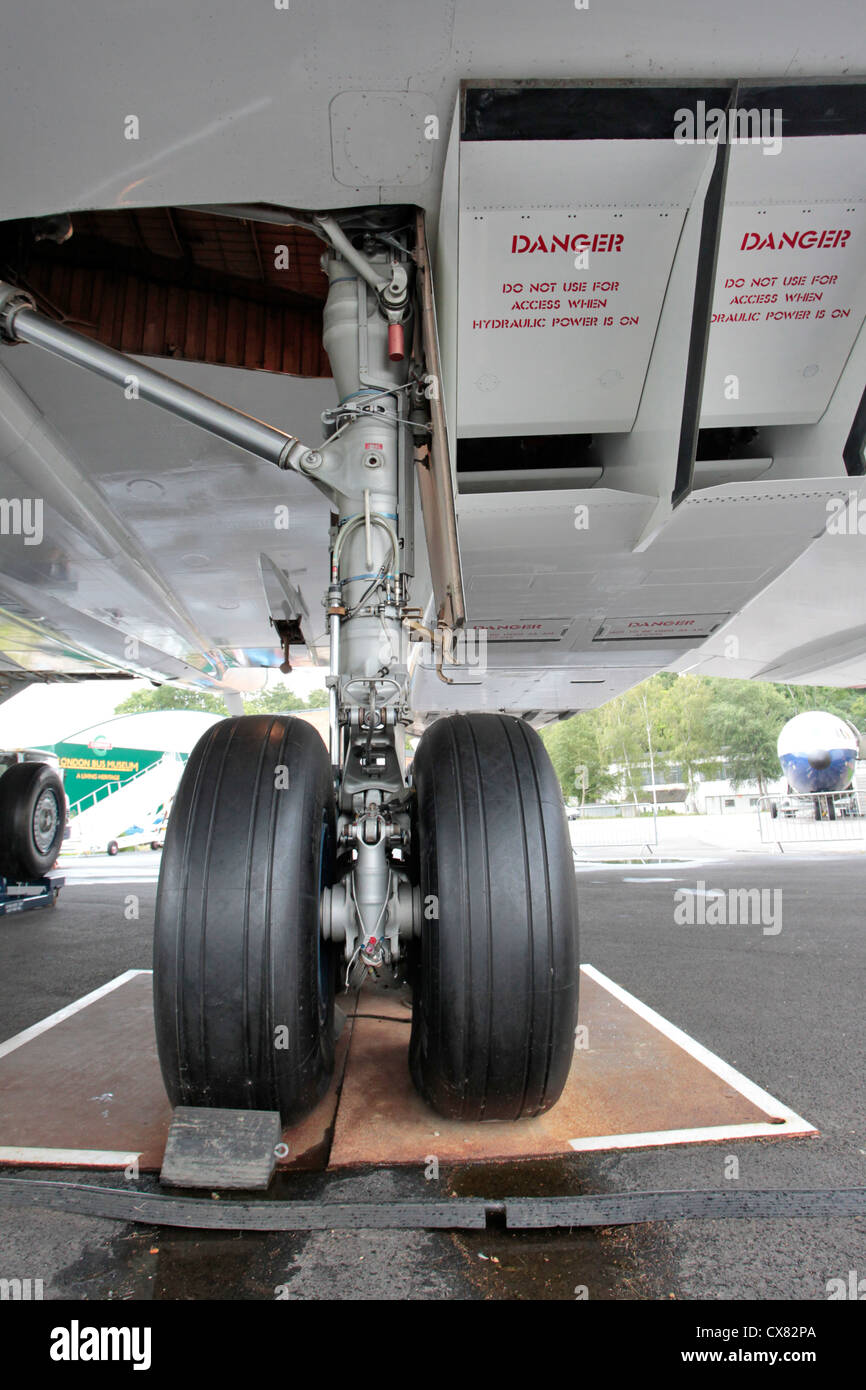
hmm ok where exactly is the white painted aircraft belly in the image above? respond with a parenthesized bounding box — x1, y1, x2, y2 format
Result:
(1, 2, 864, 226)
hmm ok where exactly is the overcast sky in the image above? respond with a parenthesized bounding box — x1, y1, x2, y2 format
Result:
(0, 668, 326, 749)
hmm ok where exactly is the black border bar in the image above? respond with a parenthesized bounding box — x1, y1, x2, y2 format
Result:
(462, 81, 866, 142)
(2, 1177, 866, 1231)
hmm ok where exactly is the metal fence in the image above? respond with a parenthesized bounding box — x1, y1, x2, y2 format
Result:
(757, 790, 866, 845)
(568, 803, 660, 857)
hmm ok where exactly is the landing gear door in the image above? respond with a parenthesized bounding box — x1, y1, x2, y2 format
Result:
(446, 83, 718, 441)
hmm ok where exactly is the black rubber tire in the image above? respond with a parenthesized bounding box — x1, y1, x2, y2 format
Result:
(0, 762, 67, 880)
(107, 840, 119, 856)
(409, 713, 579, 1121)
(153, 715, 337, 1123)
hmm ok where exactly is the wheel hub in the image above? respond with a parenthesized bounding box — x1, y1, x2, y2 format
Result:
(32, 788, 58, 855)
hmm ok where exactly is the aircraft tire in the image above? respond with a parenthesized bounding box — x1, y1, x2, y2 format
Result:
(153, 715, 337, 1122)
(0, 762, 67, 880)
(409, 713, 579, 1120)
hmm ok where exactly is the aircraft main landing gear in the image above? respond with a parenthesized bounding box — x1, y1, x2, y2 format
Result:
(0, 214, 579, 1128)
(150, 209, 579, 1123)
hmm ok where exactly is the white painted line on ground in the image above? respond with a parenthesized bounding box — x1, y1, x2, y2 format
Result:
(0, 970, 152, 1061)
(570, 963, 817, 1152)
(567, 1122, 811, 1152)
(0, 1148, 142, 1168)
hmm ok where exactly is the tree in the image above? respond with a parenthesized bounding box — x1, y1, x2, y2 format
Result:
(710, 680, 798, 792)
(784, 684, 866, 734)
(541, 713, 616, 802)
(115, 685, 226, 716)
(244, 686, 328, 714)
(652, 675, 716, 803)
(114, 682, 329, 718)
(597, 690, 650, 806)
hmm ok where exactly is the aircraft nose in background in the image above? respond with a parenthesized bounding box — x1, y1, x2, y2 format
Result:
(808, 749, 832, 769)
